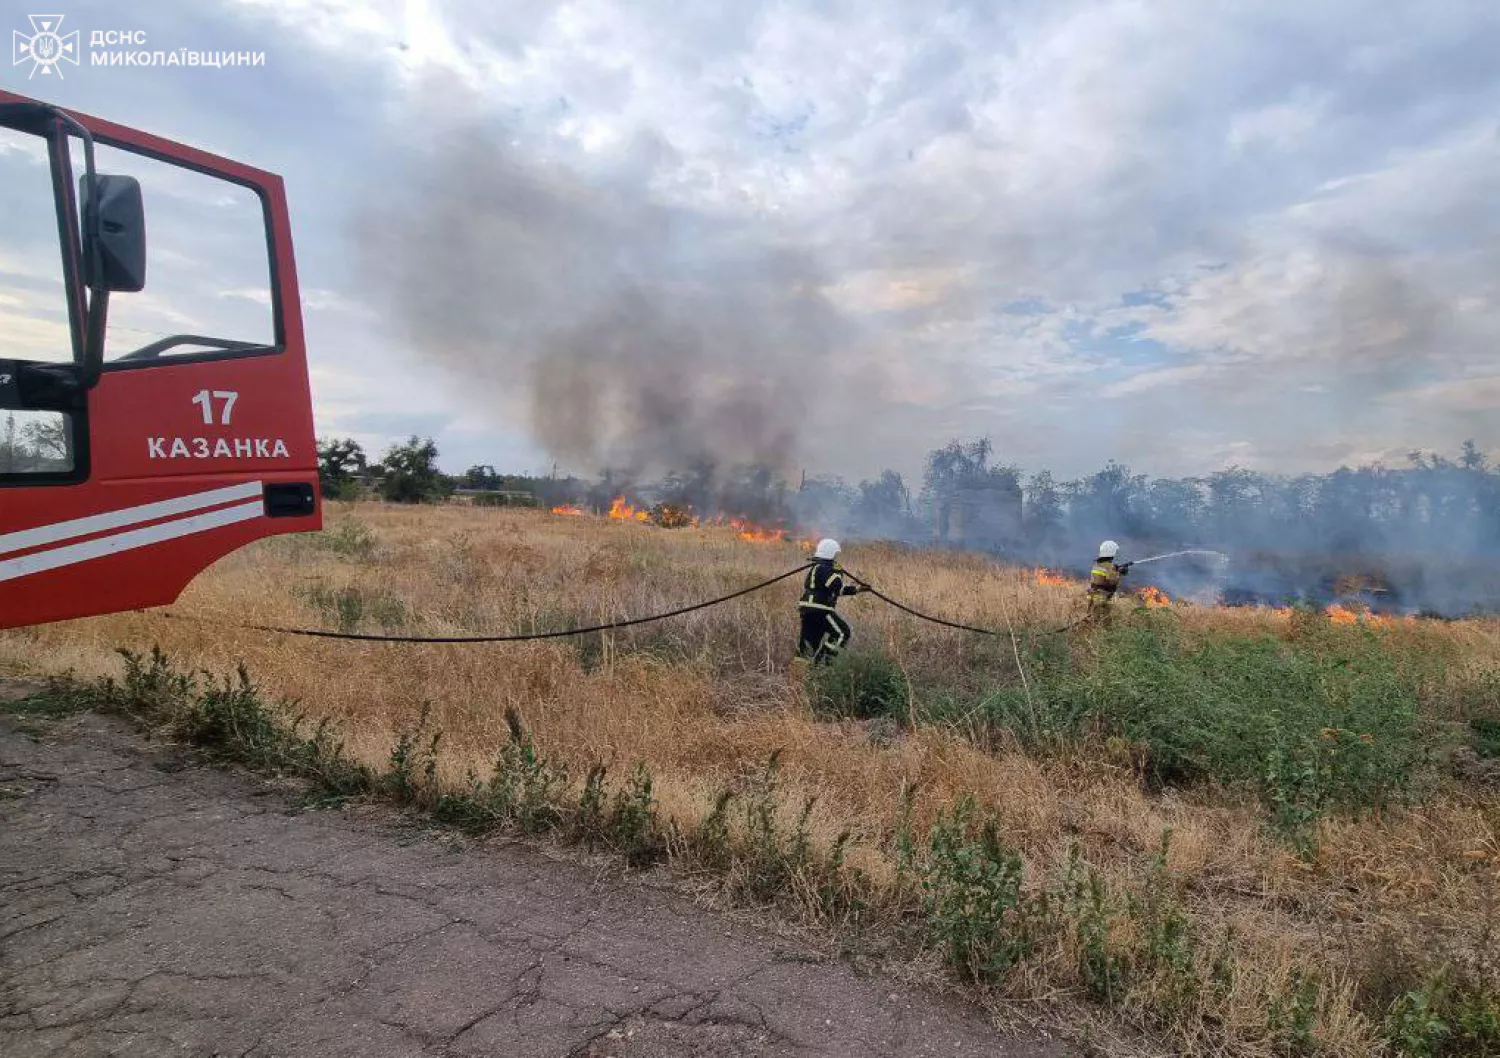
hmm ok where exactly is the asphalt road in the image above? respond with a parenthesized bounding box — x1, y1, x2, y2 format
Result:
(0, 698, 1069, 1058)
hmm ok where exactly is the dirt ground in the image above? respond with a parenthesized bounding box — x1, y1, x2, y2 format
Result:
(0, 694, 1071, 1058)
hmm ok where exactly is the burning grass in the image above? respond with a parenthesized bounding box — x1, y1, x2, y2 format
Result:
(575, 494, 807, 544)
(1138, 585, 1172, 609)
(4, 502, 1500, 1056)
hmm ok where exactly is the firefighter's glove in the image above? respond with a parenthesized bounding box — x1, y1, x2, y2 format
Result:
(1117, 562, 1132, 574)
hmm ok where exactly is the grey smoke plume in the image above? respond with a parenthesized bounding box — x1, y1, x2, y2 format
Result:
(357, 121, 861, 481)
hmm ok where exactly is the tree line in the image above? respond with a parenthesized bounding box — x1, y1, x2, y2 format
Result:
(317, 436, 584, 507)
(319, 433, 1500, 564)
(805, 438, 1500, 565)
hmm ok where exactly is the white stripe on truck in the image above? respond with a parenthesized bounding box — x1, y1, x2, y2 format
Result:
(0, 481, 262, 558)
(0, 499, 265, 583)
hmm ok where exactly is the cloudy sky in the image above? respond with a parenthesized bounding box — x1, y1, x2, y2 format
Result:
(3, 0, 1498, 484)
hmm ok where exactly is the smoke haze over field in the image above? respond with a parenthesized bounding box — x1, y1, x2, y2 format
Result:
(787, 439, 1500, 617)
(360, 119, 879, 482)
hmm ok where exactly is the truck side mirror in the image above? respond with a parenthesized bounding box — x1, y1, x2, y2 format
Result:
(79, 174, 146, 293)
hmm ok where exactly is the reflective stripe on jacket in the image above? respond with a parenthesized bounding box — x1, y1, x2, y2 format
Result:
(1088, 560, 1122, 597)
(799, 561, 859, 610)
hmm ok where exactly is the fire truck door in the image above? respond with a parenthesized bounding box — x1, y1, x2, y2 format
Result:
(0, 92, 321, 631)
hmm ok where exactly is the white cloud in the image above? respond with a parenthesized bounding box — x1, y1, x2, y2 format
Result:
(0, 134, 49, 164)
(1108, 364, 1216, 397)
(219, 288, 271, 306)
(1228, 95, 1327, 153)
(1135, 117, 1500, 397)
(1383, 376, 1500, 416)
(0, 301, 73, 363)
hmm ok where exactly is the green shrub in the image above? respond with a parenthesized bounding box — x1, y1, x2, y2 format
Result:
(311, 518, 376, 559)
(807, 648, 909, 722)
(106, 647, 370, 796)
(325, 479, 362, 503)
(922, 795, 1049, 983)
(607, 762, 667, 867)
(1060, 842, 1124, 1004)
(1266, 969, 1321, 1055)
(485, 708, 567, 833)
(0, 676, 94, 721)
(1385, 966, 1500, 1057)
(576, 764, 609, 849)
(300, 583, 407, 633)
(387, 703, 442, 806)
(1123, 832, 1203, 1022)
(681, 754, 866, 925)
(736, 752, 800, 901)
(111, 644, 194, 719)
(980, 616, 1428, 837)
(1470, 718, 1500, 760)
(692, 788, 735, 872)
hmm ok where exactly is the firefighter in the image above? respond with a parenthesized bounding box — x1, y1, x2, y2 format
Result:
(1085, 540, 1133, 623)
(797, 539, 867, 664)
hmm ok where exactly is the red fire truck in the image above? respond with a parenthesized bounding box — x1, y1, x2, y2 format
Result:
(0, 89, 320, 630)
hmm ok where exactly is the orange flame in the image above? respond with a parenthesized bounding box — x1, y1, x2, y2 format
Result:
(1322, 604, 1416, 629)
(608, 496, 651, 523)
(686, 509, 794, 543)
(1257, 604, 1417, 627)
(1139, 586, 1171, 608)
(722, 515, 788, 543)
(737, 527, 788, 543)
(601, 496, 795, 541)
(550, 504, 585, 516)
(1034, 568, 1070, 587)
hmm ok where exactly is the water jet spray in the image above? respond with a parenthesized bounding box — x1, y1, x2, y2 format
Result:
(1130, 549, 1230, 567)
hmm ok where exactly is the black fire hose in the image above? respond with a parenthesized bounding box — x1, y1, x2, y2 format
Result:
(840, 571, 1003, 636)
(840, 570, 1084, 637)
(160, 563, 815, 644)
(156, 561, 1084, 645)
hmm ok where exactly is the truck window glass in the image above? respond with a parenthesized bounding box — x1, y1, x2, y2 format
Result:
(0, 127, 72, 365)
(0, 410, 74, 474)
(88, 139, 275, 364)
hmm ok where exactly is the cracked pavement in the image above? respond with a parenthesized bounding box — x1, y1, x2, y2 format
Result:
(0, 707, 1070, 1057)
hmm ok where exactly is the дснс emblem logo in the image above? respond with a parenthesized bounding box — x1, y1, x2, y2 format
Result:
(13, 15, 80, 79)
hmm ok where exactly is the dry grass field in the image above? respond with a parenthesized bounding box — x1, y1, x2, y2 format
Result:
(4, 502, 1499, 1057)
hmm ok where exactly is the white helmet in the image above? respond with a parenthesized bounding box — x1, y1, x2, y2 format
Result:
(814, 538, 841, 560)
(1098, 540, 1119, 559)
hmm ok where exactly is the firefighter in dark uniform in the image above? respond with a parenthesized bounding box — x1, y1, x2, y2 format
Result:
(797, 538, 867, 664)
(1085, 539, 1132, 624)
